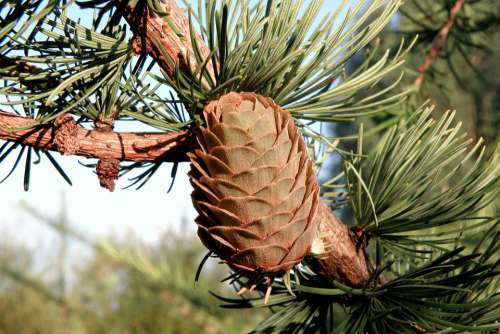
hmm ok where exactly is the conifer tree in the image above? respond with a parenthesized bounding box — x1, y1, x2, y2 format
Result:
(0, 0, 498, 333)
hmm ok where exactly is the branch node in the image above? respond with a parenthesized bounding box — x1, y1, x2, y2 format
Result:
(95, 108, 119, 132)
(94, 109, 120, 191)
(96, 158, 120, 192)
(53, 115, 80, 155)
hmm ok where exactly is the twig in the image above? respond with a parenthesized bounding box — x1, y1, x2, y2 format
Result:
(415, 0, 465, 85)
(0, 111, 193, 162)
(0, 55, 58, 89)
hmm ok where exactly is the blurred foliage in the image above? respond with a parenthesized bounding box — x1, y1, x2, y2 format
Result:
(372, 0, 500, 223)
(0, 204, 264, 334)
(378, 0, 500, 143)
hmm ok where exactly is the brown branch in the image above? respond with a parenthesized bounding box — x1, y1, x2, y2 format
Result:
(118, 0, 215, 83)
(0, 111, 193, 162)
(415, 0, 465, 85)
(308, 202, 369, 288)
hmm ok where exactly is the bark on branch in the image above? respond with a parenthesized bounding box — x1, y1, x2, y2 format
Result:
(415, 0, 465, 85)
(0, 111, 193, 162)
(309, 202, 369, 287)
(118, 0, 214, 82)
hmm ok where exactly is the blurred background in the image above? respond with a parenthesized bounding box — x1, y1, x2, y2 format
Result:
(0, 0, 498, 333)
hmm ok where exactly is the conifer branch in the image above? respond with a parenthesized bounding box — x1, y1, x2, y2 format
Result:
(0, 111, 193, 162)
(116, 0, 215, 82)
(415, 0, 465, 85)
(0, 0, 372, 288)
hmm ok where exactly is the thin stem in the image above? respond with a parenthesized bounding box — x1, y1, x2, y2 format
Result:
(414, 0, 465, 86)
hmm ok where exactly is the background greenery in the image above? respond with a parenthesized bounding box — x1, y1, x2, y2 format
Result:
(0, 202, 265, 333)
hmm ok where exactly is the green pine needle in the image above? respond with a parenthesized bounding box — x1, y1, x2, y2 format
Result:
(345, 105, 499, 250)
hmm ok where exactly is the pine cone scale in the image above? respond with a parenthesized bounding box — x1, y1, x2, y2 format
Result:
(217, 167, 280, 195)
(243, 213, 294, 236)
(252, 177, 295, 204)
(208, 218, 307, 249)
(200, 177, 248, 197)
(211, 146, 260, 171)
(281, 220, 318, 263)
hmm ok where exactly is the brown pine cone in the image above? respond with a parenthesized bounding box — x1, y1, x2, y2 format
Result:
(188, 92, 320, 275)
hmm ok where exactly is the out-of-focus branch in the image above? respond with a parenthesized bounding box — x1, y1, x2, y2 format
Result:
(0, 55, 58, 89)
(0, 55, 42, 74)
(0, 111, 193, 162)
(415, 0, 465, 85)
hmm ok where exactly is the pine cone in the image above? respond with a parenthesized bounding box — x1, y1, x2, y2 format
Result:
(189, 92, 319, 275)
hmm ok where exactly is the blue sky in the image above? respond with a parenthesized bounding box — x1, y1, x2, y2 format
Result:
(0, 0, 351, 251)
